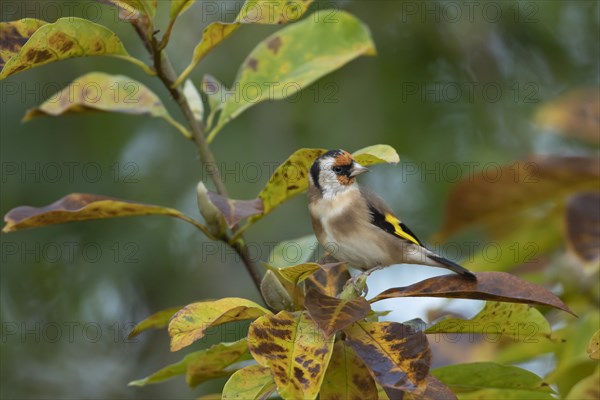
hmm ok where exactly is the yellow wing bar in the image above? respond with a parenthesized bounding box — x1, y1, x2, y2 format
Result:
(384, 213, 421, 246)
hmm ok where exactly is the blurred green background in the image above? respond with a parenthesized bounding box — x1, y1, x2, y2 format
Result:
(1, 0, 598, 398)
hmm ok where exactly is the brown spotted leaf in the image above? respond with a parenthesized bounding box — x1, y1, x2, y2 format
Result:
(169, 297, 271, 352)
(370, 272, 574, 315)
(208, 10, 376, 140)
(23, 72, 190, 138)
(128, 306, 182, 339)
(129, 339, 251, 387)
(320, 339, 378, 400)
(0, 18, 48, 70)
(0, 17, 151, 79)
(436, 156, 600, 241)
(222, 365, 276, 400)
(588, 329, 600, 360)
(344, 321, 432, 396)
(173, 0, 314, 88)
(391, 375, 457, 400)
(565, 192, 600, 264)
(306, 263, 351, 297)
(305, 289, 371, 338)
(2, 193, 204, 233)
(247, 311, 334, 400)
(535, 87, 600, 146)
(206, 191, 263, 228)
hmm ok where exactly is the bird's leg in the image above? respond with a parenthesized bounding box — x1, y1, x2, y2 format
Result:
(343, 266, 383, 297)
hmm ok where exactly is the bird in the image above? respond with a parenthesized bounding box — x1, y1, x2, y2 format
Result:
(307, 149, 476, 281)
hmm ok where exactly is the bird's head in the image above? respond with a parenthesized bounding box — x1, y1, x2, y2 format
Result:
(309, 149, 369, 197)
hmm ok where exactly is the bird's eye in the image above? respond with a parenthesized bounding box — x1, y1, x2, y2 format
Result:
(332, 166, 343, 174)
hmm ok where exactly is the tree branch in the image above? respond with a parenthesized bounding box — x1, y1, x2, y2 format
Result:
(132, 27, 267, 304)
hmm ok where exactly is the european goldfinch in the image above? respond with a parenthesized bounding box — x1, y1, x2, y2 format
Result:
(308, 149, 475, 279)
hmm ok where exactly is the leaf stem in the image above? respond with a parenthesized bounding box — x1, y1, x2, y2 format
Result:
(132, 26, 267, 305)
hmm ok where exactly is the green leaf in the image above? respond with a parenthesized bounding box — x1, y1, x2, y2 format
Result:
(2, 193, 208, 235)
(168, 297, 271, 352)
(248, 311, 335, 400)
(305, 289, 371, 338)
(129, 339, 251, 387)
(425, 302, 552, 341)
(222, 365, 276, 400)
(370, 271, 574, 316)
(128, 306, 182, 339)
(208, 10, 376, 140)
(546, 312, 600, 395)
(432, 362, 554, 399)
(170, 0, 195, 19)
(0, 19, 48, 70)
(320, 339, 378, 400)
(344, 321, 432, 396)
(566, 367, 600, 400)
(0, 17, 152, 79)
(588, 329, 600, 360)
(268, 234, 318, 268)
(173, 0, 315, 88)
(23, 72, 190, 139)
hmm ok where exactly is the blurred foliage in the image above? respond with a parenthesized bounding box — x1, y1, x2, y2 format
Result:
(1, 0, 599, 399)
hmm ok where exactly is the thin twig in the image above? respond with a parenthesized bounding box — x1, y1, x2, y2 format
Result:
(131, 25, 267, 304)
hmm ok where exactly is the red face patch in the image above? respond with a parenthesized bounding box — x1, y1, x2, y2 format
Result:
(333, 151, 356, 186)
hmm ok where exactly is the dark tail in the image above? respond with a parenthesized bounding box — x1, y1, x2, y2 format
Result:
(427, 254, 476, 279)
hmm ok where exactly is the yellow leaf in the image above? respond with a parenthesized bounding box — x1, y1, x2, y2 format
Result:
(320, 339, 378, 400)
(248, 311, 334, 400)
(344, 321, 432, 395)
(354, 144, 400, 165)
(0, 17, 151, 79)
(23, 72, 190, 138)
(222, 365, 276, 400)
(128, 306, 182, 339)
(169, 298, 271, 352)
(425, 302, 552, 341)
(129, 339, 250, 387)
(278, 263, 322, 285)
